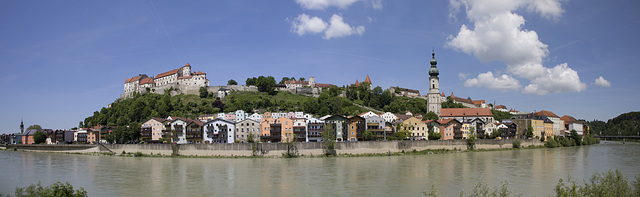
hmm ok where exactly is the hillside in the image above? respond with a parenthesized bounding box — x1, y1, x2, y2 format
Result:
(588, 111, 640, 136)
(81, 88, 369, 129)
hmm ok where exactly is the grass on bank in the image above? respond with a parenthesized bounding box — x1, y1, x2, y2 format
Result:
(423, 169, 640, 197)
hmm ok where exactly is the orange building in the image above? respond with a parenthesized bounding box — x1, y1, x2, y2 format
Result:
(348, 116, 365, 141)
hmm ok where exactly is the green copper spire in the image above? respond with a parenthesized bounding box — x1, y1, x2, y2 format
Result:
(429, 50, 439, 76)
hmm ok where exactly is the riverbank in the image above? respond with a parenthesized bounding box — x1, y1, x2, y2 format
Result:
(2, 139, 544, 158)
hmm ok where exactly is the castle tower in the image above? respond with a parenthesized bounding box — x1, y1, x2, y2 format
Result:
(427, 51, 442, 116)
(182, 63, 191, 77)
(309, 76, 316, 87)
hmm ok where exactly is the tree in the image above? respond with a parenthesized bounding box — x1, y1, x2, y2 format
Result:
(428, 130, 441, 140)
(199, 86, 208, 98)
(27, 125, 42, 131)
(423, 111, 439, 121)
(33, 131, 47, 144)
(78, 121, 84, 128)
(526, 125, 534, 139)
(227, 79, 238, 85)
(394, 86, 401, 94)
(321, 124, 336, 156)
(279, 77, 290, 84)
(299, 77, 305, 81)
(395, 130, 411, 140)
(491, 109, 513, 122)
(363, 130, 376, 141)
(246, 77, 257, 86)
(570, 129, 582, 146)
(256, 76, 276, 95)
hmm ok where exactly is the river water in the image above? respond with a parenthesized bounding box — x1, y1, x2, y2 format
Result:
(1, 142, 638, 196)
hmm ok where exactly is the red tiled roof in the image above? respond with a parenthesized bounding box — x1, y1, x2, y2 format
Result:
(560, 115, 578, 123)
(441, 92, 445, 97)
(495, 105, 507, 109)
(155, 68, 180, 79)
(315, 83, 333, 88)
(125, 75, 145, 84)
(364, 75, 371, 84)
(438, 118, 460, 125)
(140, 77, 155, 85)
(472, 100, 485, 105)
(394, 114, 413, 121)
(284, 80, 309, 85)
(440, 108, 493, 117)
(183, 63, 191, 67)
(194, 71, 205, 75)
(533, 110, 559, 118)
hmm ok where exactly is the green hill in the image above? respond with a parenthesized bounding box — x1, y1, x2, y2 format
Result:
(588, 111, 640, 136)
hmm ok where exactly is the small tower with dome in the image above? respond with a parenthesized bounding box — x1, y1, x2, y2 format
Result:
(427, 50, 442, 116)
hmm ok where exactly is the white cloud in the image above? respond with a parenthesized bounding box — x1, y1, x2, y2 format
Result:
(368, 0, 383, 10)
(323, 14, 365, 39)
(447, 11, 548, 80)
(458, 72, 470, 79)
(294, 0, 360, 10)
(522, 63, 587, 95)
(447, 0, 587, 95)
(594, 76, 611, 87)
(291, 14, 328, 36)
(291, 14, 365, 39)
(464, 71, 522, 91)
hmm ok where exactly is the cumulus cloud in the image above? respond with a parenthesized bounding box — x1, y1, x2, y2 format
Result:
(291, 14, 328, 36)
(294, 0, 360, 10)
(522, 63, 587, 95)
(324, 14, 365, 39)
(464, 71, 522, 91)
(594, 76, 611, 87)
(447, 0, 586, 95)
(291, 14, 364, 39)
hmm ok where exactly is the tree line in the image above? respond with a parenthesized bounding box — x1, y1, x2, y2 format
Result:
(588, 111, 639, 136)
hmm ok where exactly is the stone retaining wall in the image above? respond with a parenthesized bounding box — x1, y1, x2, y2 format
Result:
(6, 139, 543, 157)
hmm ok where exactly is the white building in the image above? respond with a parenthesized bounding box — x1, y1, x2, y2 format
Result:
(203, 119, 235, 143)
(379, 112, 397, 123)
(248, 113, 263, 122)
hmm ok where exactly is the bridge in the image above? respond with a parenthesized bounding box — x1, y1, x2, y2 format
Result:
(595, 136, 640, 139)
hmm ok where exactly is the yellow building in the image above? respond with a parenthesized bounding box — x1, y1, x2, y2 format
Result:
(543, 119, 554, 140)
(532, 119, 544, 138)
(401, 117, 427, 140)
(460, 123, 470, 139)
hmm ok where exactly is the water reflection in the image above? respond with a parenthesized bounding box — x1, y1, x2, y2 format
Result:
(1, 143, 639, 196)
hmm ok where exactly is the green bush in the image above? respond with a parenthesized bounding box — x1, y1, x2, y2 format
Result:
(545, 139, 559, 148)
(13, 181, 87, 197)
(558, 137, 575, 147)
(555, 169, 640, 197)
(134, 152, 143, 157)
(512, 139, 521, 149)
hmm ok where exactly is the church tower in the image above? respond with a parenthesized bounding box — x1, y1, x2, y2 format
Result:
(20, 118, 24, 133)
(427, 51, 442, 116)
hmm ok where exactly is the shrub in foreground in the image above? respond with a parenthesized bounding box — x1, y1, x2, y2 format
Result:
(512, 139, 521, 149)
(12, 181, 87, 197)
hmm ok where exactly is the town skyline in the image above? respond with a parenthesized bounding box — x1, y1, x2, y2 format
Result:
(1, 0, 639, 133)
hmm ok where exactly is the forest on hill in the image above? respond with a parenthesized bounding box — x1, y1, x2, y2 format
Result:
(588, 111, 640, 136)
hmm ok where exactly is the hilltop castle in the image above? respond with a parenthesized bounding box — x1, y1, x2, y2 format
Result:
(122, 63, 209, 98)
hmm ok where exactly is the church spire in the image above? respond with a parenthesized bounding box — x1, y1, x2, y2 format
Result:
(20, 118, 24, 133)
(429, 50, 439, 76)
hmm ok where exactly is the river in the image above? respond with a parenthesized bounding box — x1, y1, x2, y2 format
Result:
(1, 142, 638, 196)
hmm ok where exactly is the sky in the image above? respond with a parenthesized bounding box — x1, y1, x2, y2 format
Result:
(1, 0, 639, 133)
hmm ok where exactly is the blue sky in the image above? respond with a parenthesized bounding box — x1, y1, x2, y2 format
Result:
(1, 0, 638, 133)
